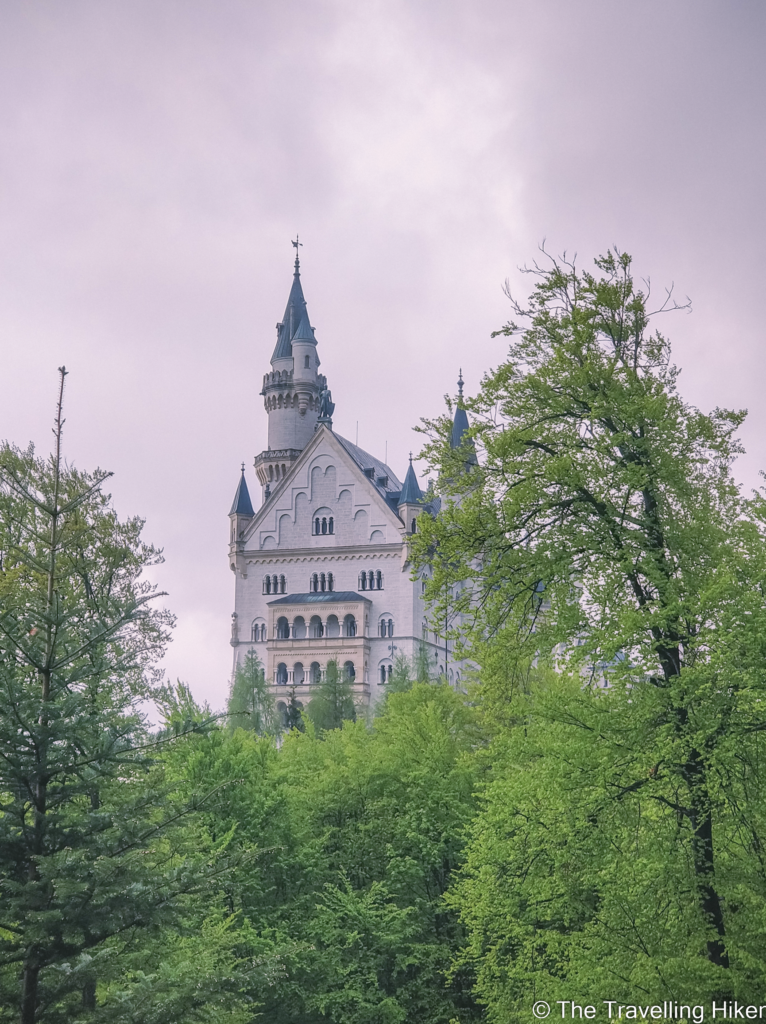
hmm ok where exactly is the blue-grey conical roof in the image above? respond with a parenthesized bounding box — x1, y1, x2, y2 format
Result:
(451, 406, 478, 464)
(230, 468, 255, 517)
(292, 309, 316, 342)
(272, 257, 315, 361)
(398, 457, 423, 506)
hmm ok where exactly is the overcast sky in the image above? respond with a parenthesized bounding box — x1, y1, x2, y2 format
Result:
(1, 0, 764, 710)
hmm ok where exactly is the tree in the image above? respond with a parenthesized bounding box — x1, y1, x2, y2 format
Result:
(416, 252, 766, 1004)
(307, 659, 357, 732)
(385, 653, 413, 695)
(284, 685, 305, 732)
(227, 648, 279, 735)
(0, 371, 243, 1022)
(175, 682, 484, 1023)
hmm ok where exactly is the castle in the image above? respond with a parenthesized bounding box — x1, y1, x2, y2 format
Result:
(227, 248, 470, 717)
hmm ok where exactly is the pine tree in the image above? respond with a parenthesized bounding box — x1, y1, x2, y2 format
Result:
(0, 370, 229, 1022)
(284, 685, 305, 732)
(226, 648, 278, 735)
(307, 659, 356, 732)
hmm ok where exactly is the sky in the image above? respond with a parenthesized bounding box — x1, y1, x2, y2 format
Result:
(1, 0, 764, 710)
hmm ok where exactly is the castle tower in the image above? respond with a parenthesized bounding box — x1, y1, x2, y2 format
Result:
(398, 454, 424, 536)
(255, 246, 328, 500)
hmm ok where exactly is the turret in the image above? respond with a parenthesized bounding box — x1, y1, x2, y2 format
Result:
(398, 454, 424, 535)
(255, 244, 329, 500)
(450, 370, 477, 468)
(229, 464, 255, 572)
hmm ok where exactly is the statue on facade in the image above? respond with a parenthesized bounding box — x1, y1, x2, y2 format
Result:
(317, 385, 335, 423)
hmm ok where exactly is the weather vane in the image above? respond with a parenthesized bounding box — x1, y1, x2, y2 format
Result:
(291, 235, 302, 252)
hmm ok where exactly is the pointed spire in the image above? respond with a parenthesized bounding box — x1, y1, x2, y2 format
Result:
(451, 372, 477, 464)
(272, 240, 314, 361)
(229, 464, 255, 517)
(398, 453, 423, 506)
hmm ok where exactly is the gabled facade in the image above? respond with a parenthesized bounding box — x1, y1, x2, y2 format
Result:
(228, 253, 467, 717)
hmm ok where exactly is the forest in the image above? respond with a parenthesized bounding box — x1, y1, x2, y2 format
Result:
(3, 251, 766, 1022)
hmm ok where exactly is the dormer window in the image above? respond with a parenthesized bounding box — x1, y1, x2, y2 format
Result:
(364, 468, 375, 479)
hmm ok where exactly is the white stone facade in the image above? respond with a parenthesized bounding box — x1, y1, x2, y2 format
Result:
(228, 257, 461, 717)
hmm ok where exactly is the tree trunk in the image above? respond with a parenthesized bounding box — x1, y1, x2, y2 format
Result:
(20, 963, 39, 1024)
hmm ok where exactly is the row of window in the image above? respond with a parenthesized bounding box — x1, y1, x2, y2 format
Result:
(275, 660, 356, 684)
(251, 614, 395, 641)
(276, 613, 357, 639)
(263, 571, 386, 595)
(313, 516, 334, 535)
(309, 572, 334, 592)
(359, 571, 384, 591)
(263, 575, 287, 595)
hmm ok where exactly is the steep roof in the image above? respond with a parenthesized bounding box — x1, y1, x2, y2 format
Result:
(272, 257, 315, 361)
(229, 467, 255, 517)
(451, 370, 478, 465)
(335, 434, 402, 495)
(398, 456, 423, 506)
(292, 309, 316, 342)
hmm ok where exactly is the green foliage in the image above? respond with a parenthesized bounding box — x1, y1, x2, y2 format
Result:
(227, 648, 279, 735)
(307, 658, 357, 732)
(414, 642, 434, 684)
(414, 251, 766, 1011)
(385, 653, 413, 695)
(284, 685, 306, 732)
(169, 683, 484, 1023)
(0, 380, 249, 1022)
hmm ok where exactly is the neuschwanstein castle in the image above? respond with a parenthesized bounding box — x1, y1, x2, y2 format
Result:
(227, 248, 471, 716)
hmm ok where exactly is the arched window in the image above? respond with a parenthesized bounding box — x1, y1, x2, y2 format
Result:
(293, 662, 305, 684)
(379, 619, 386, 638)
(367, 570, 374, 590)
(320, 572, 326, 592)
(310, 615, 323, 638)
(343, 660, 355, 681)
(311, 572, 319, 592)
(376, 570, 383, 590)
(421, 580, 427, 595)
(279, 575, 286, 594)
(304, 354, 310, 368)
(344, 614, 356, 638)
(359, 572, 367, 591)
(314, 518, 320, 535)
(321, 517, 327, 535)
(252, 619, 266, 642)
(387, 618, 393, 637)
(293, 616, 306, 639)
(380, 664, 387, 684)
(276, 617, 290, 640)
(327, 572, 334, 592)
(264, 576, 271, 595)
(411, 518, 417, 533)
(328, 517, 334, 534)
(272, 574, 278, 594)
(310, 661, 321, 684)
(422, 622, 428, 639)
(276, 662, 288, 685)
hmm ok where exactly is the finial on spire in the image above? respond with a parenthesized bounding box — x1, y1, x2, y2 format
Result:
(241, 462, 246, 474)
(457, 369, 464, 399)
(409, 452, 413, 464)
(291, 234, 302, 272)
